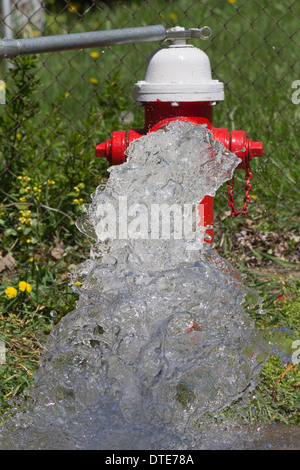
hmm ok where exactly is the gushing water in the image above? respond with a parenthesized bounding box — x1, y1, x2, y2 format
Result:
(0, 122, 272, 450)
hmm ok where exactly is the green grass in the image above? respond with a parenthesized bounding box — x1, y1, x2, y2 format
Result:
(0, 0, 299, 427)
(194, 274, 300, 427)
(241, 274, 300, 425)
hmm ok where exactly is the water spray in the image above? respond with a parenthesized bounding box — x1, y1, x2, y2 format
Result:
(0, 24, 273, 451)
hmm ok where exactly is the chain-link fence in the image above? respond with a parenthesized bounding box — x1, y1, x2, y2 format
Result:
(0, 0, 299, 271)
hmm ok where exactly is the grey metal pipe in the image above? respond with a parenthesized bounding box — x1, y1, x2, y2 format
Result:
(0, 25, 167, 59)
(2, 0, 14, 40)
(1, 0, 14, 70)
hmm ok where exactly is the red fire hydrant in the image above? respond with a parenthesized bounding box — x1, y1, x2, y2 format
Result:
(95, 27, 263, 243)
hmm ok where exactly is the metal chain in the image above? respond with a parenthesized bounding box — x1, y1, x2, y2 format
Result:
(227, 159, 253, 218)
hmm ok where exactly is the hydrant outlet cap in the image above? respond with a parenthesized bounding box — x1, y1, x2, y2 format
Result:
(249, 141, 263, 157)
(96, 142, 108, 158)
(134, 44, 224, 102)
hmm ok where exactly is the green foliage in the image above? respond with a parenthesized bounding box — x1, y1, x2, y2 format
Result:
(194, 276, 300, 427)
(0, 55, 109, 256)
(0, 55, 108, 414)
(244, 275, 300, 425)
(207, 356, 300, 427)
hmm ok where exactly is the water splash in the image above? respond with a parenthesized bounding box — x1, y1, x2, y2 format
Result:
(0, 122, 272, 450)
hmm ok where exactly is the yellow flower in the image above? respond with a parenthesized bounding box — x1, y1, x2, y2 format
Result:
(64, 91, 70, 98)
(18, 216, 29, 224)
(18, 209, 31, 225)
(29, 256, 40, 263)
(169, 12, 177, 19)
(74, 186, 80, 194)
(78, 182, 85, 189)
(18, 281, 32, 293)
(90, 51, 100, 59)
(19, 209, 31, 216)
(227, 0, 236, 3)
(251, 194, 258, 200)
(90, 77, 99, 85)
(48, 179, 55, 185)
(73, 198, 84, 205)
(16, 133, 22, 140)
(73, 282, 81, 286)
(25, 283, 32, 293)
(18, 281, 27, 292)
(18, 175, 31, 183)
(68, 2, 80, 13)
(5, 286, 18, 298)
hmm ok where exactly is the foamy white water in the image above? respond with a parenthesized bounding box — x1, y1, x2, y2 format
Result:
(0, 122, 272, 450)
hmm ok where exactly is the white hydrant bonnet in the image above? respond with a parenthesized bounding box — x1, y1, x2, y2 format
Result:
(134, 40, 224, 103)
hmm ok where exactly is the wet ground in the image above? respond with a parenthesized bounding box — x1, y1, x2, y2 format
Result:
(195, 421, 300, 450)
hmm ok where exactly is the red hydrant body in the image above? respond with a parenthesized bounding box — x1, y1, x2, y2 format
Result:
(96, 34, 263, 243)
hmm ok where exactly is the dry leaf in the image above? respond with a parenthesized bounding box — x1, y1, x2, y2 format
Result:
(50, 237, 65, 260)
(68, 264, 77, 270)
(0, 253, 17, 273)
(50, 246, 64, 260)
